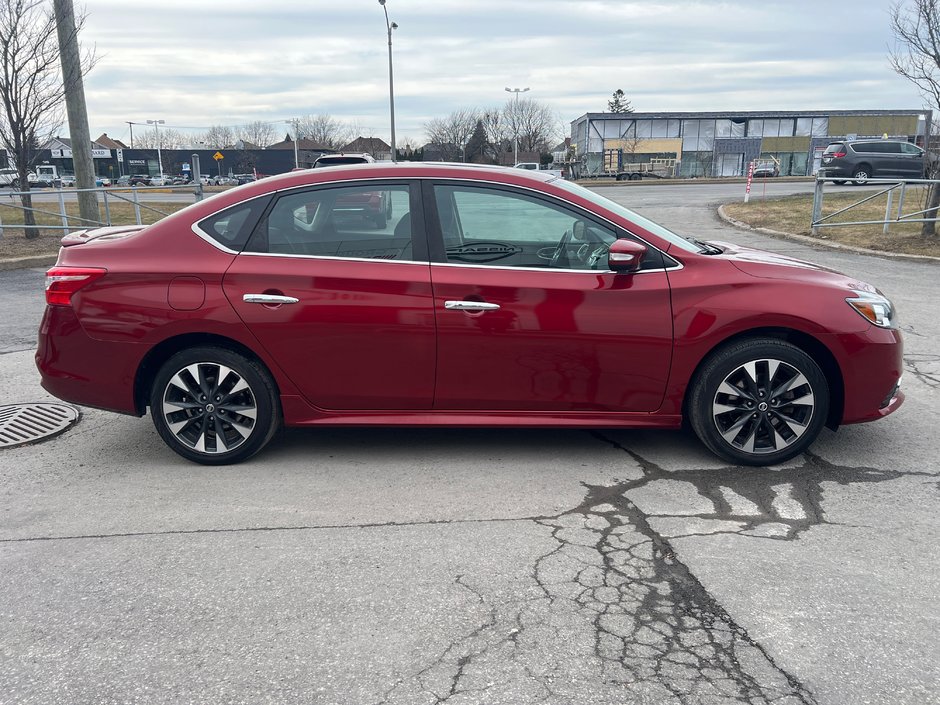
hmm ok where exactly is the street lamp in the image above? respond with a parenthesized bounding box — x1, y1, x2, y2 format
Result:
(505, 87, 530, 166)
(147, 119, 165, 177)
(378, 0, 397, 161)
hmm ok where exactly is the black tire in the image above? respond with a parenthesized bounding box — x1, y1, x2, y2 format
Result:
(833, 180, 846, 185)
(629, 173, 642, 181)
(688, 339, 829, 466)
(851, 165, 871, 185)
(615, 174, 625, 181)
(150, 347, 280, 465)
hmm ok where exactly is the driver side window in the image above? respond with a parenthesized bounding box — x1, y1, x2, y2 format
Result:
(433, 184, 616, 270)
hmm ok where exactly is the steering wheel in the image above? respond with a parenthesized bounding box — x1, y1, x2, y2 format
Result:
(549, 227, 572, 268)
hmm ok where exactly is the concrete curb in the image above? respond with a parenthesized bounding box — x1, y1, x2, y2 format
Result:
(716, 205, 940, 264)
(0, 254, 58, 271)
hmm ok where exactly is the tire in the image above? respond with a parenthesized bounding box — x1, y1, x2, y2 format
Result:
(687, 339, 829, 466)
(150, 347, 280, 465)
(832, 180, 846, 185)
(851, 166, 871, 185)
(629, 173, 642, 181)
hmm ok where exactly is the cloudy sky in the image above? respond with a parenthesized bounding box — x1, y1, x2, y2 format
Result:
(80, 0, 925, 145)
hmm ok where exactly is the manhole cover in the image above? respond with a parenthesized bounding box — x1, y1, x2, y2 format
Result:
(0, 403, 81, 449)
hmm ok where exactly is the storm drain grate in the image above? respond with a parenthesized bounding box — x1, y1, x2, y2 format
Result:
(0, 403, 81, 449)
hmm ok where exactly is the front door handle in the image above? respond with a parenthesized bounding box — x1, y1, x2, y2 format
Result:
(444, 300, 500, 312)
(243, 293, 300, 305)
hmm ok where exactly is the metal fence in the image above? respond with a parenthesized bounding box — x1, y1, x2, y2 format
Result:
(0, 183, 205, 238)
(811, 175, 940, 235)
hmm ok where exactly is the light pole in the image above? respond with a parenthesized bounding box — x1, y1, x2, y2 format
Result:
(147, 119, 165, 176)
(378, 0, 397, 161)
(505, 86, 529, 166)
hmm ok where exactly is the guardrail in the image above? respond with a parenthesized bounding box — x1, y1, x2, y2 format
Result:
(811, 175, 940, 235)
(0, 183, 205, 238)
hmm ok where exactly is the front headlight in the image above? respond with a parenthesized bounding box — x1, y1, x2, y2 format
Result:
(846, 290, 898, 329)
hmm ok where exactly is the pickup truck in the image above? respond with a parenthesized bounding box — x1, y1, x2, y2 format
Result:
(513, 162, 564, 179)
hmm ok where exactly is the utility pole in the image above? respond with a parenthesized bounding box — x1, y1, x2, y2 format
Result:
(53, 0, 98, 226)
(126, 121, 135, 148)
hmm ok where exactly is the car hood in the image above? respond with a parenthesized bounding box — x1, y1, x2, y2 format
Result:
(711, 240, 880, 294)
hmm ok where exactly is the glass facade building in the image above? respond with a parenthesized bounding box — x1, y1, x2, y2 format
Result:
(570, 110, 931, 178)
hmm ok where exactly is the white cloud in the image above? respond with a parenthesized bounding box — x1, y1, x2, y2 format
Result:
(78, 0, 924, 143)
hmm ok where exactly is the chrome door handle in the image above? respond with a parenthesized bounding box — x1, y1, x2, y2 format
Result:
(444, 300, 500, 311)
(243, 294, 299, 304)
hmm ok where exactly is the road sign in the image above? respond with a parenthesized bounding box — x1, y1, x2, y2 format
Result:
(213, 152, 224, 161)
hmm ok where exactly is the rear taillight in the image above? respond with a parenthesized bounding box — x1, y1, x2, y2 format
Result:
(829, 151, 846, 158)
(44, 267, 107, 306)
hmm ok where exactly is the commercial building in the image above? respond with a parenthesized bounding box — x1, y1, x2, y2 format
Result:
(570, 109, 932, 178)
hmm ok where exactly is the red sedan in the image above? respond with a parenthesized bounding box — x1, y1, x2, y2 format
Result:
(37, 163, 903, 465)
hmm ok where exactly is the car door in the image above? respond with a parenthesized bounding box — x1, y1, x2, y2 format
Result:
(899, 142, 925, 177)
(222, 181, 436, 410)
(425, 181, 674, 413)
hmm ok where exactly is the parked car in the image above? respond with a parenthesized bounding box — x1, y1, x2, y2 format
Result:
(95, 176, 111, 187)
(311, 153, 389, 226)
(313, 153, 375, 168)
(821, 139, 926, 184)
(116, 174, 152, 186)
(59, 173, 77, 187)
(148, 175, 168, 186)
(233, 173, 257, 185)
(751, 158, 780, 178)
(212, 175, 237, 186)
(36, 163, 903, 466)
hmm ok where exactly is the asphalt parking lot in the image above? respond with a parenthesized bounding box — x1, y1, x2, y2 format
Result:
(1, 181, 937, 705)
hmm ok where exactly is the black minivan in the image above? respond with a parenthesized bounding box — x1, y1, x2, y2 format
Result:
(821, 140, 926, 184)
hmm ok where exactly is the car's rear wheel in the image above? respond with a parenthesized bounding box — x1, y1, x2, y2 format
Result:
(852, 166, 871, 185)
(833, 180, 846, 185)
(150, 347, 280, 465)
(688, 339, 829, 466)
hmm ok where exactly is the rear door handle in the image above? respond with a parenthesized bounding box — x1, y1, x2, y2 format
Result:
(243, 294, 299, 305)
(444, 300, 500, 312)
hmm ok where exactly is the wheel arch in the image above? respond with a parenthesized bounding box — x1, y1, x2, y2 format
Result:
(682, 327, 844, 430)
(134, 332, 281, 415)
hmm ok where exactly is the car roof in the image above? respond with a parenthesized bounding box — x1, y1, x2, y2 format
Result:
(270, 161, 556, 182)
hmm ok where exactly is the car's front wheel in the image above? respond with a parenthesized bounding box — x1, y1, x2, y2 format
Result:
(150, 347, 280, 465)
(688, 339, 829, 466)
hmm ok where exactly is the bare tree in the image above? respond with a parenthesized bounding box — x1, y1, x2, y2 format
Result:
(481, 109, 511, 162)
(237, 120, 276, 148)
(890, 0, 940, 235)
(201, 124, 237, 149)
(504, 98, 559, 155)
(133, 126, 187, 150)
(424, 109, 479, 161)
(294, 114, 353, 149)
(0, 0, 67, 236)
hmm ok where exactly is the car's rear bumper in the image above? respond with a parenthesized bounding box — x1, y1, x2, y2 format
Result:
(36, 305, 143, 415)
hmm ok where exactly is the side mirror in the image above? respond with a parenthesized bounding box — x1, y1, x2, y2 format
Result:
(608, 239, 647, 272)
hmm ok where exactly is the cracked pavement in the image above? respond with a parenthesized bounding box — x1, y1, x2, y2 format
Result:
(1, 182, 938, 704)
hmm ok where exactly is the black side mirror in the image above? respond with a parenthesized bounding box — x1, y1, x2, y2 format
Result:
(608, 239, 647, 272)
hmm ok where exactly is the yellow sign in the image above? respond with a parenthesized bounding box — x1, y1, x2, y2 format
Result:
(213, 151, 224, 161)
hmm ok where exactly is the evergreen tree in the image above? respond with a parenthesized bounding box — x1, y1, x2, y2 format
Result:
(607, 89, 634, 114)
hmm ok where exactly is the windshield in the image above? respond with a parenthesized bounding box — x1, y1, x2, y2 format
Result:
(549, 178, 704, 253)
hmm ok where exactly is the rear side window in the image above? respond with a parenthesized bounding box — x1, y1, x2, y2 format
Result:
(195, 197, 270, 251)
(824, 143, 844, 154)
(245, 183, 416, 261)
(852, 143, 886, 153)
(901, 143, 923, 155)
